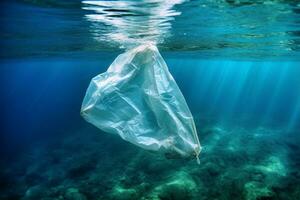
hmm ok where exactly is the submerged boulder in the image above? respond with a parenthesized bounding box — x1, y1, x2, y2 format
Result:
(22, 185, 46, 200)
(109, 185, 139, 200)
(65, 188, 87, 200)
(244, 181, 274, 200)
(149, 172, 198, 200)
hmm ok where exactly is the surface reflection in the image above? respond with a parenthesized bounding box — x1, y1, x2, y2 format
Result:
(82, 0, 186, 49)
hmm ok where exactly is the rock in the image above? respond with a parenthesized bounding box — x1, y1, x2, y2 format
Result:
(150, 172, 198, 200)
(205, 162, 221, 177)
(65, 188, 87, 200)
(109, 185, 139, 200)
(244, 181, 274, 200)
(23, 185, 46, 200)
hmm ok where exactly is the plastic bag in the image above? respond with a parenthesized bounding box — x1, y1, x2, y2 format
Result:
(81, 44, 201, 162)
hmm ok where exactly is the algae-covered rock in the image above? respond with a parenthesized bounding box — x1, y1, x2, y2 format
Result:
(22, 185, 46, 200)
(149, 172, 198, 200)
(110, 185, 139, 200)
(65, 188, 87, 200)
(255, 156, 287, 177)
(244, 181, 273, 200)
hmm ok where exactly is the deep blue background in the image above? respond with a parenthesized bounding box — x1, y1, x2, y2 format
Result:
(1, 56, 300, 158)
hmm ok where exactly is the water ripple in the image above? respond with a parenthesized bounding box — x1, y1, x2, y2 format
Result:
(82, 0, 186, 49)
(1, 0, 300, 59)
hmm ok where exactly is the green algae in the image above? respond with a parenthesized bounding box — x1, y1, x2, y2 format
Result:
(148, 172, 198, 200)
(2, 123, 300, 200)
(244, 182, 273, 200)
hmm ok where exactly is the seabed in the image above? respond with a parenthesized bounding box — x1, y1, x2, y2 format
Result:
(1, 116, 299, 200)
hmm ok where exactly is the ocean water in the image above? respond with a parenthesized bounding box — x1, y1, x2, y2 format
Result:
(1, 0, 300, 200)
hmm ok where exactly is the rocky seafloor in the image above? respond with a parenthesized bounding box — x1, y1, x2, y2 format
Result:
(1, 118, 300, 200)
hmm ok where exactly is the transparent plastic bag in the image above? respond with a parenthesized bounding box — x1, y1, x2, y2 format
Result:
(81, 44, 201, 162)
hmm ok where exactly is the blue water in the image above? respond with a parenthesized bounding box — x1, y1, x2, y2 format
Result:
(1, 0, 300, 200)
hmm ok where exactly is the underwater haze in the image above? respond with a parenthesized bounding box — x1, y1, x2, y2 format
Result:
(1, 0, 300, 200)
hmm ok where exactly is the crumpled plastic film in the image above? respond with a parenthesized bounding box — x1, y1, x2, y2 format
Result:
(81, 44, 201, 162)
